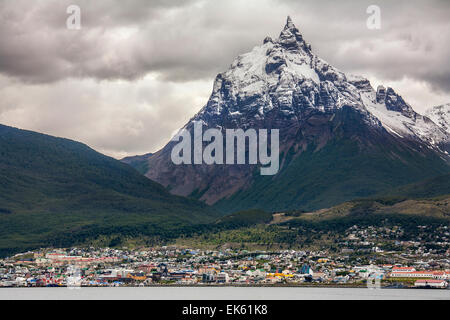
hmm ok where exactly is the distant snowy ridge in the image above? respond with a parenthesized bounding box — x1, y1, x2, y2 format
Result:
(426, 104, 450, 134)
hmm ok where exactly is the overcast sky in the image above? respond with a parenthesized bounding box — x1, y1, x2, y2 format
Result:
(0, 0, 449, 158)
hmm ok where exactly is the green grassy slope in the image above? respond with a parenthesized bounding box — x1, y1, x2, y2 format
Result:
(175, 195, 450, 249)
(215, 140, 450, 213)
(215, 209, 273, 228)
(378, 173, 450, 200)
(120, 153, 153, 175)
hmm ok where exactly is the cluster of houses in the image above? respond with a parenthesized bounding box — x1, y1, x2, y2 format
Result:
(0, 247, 448, 289)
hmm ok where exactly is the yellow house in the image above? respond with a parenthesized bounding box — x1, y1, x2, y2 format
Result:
(267, 273, 294, 278)
(127, 273, 147, 281)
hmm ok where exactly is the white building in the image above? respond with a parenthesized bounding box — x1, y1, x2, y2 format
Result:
(216, 272, 230, 283)
(415, 279, 448, 289)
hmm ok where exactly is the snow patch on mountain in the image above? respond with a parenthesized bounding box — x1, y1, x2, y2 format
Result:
(426, 104, 450, 134)
(359, 89, 448, 147)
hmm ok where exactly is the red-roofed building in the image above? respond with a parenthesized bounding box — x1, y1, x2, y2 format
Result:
(389, 269, 450, 279)
(392, 267, 415, 272)
(432, 271, 450, 280)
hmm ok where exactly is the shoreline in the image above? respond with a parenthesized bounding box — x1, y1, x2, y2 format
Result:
(1, 284, 446, 290)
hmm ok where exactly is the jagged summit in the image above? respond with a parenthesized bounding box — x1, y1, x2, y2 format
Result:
(193, 18, 337, 127)
(278, 16, 311, 52)
(285, 15, 294, 28)
(282, 16, 301, 37)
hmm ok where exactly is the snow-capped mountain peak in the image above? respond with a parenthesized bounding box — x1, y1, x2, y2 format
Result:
(194, 17, 449, 153)
(196, 17, 357, 124)
(278, 16, 312, 53)
(141, 17, 450, 211)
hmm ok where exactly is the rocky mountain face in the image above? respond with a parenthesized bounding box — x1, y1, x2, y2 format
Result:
(134, 17, 450, 213)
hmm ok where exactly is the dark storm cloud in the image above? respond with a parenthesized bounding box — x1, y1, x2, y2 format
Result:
(0, 0, 198, 82)
(276, 0, 450, 93)
(0, 0, 449, 92)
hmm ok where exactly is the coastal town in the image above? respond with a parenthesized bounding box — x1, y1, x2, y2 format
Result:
(1, 244, 449, 289)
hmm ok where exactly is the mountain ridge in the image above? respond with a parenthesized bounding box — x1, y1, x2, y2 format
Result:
(121, 153, 154, 175)
(0, 123, 218, 256)
(135, 17, 449, 213)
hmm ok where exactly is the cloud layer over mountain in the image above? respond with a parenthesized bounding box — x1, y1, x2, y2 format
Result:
(0, 0, 449, 157)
